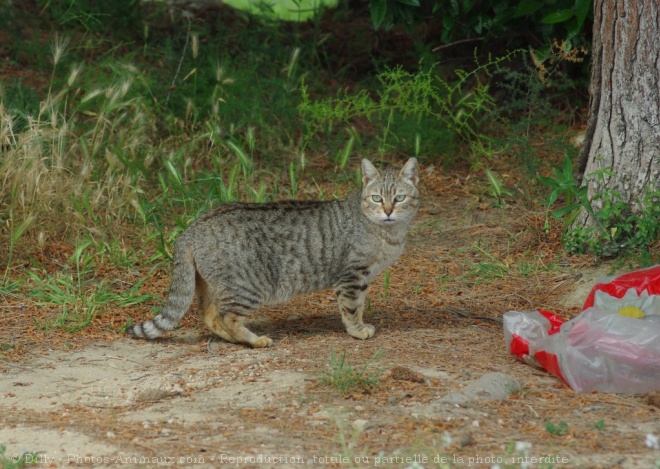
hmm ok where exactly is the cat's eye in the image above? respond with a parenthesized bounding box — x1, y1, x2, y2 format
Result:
(372, 195, 383, 203)
(394, 194, 406, 202)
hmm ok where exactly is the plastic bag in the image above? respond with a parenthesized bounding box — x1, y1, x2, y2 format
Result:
(504, 265, 660, 393)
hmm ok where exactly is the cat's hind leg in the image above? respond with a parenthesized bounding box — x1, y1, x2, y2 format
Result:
(197, 283, 272, 348)
(220, 312, 273, 348)
(336, 284, 375, 340)
(201, 307, 272, 348)
(201, 306, 273, 348)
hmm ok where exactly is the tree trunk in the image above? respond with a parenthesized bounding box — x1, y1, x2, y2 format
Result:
(576, 0, 660, 228)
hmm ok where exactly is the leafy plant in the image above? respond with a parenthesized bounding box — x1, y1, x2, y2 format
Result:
(0, 445, 38, 469)
(540, 156, 660, 258)
(563, 189, 660, 258)
(300, 55, 519, 161)
(545, 421, 569, 436)
(369, 0, 592, 50)
(539, 153, 592, 228)
(485, 169, 512, 207)
(321, 349, 384, 395)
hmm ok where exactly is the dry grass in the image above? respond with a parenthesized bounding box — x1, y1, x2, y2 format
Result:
(0, 58, 153, 262)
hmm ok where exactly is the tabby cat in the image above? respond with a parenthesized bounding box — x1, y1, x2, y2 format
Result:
(128, 158, 420, 348)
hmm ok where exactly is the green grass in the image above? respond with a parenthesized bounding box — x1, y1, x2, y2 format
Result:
(382, 269, 391, 299)
(29, 270, 156, 332)
(460, 241, 510, 282)
(545, 421, 569, 436)
(27, 241, 157, 332)
(321, 349, 384, 395)
(0, 445, 39, 469)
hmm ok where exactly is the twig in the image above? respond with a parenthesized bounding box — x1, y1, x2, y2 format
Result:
(165, 14, 192, 107)
(432, 37, 485, 52)
(0, 361, 34, 371)
(413, 307, 503, 324)
(526, 404, 539, 418)
(101, 354, 142, 364)
(79, 403, 134, 410)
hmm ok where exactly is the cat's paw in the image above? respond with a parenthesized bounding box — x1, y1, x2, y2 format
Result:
(250, 335, 273, 348)
(347, 323, 376, 340)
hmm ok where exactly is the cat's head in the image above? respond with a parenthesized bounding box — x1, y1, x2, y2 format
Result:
(360, 158, 420, 227)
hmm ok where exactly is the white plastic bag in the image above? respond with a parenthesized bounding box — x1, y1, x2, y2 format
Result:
(539, 307, 660, 393)
(503, 265, 660, 393)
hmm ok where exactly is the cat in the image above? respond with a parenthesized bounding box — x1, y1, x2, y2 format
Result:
(127, 158, 420, 348)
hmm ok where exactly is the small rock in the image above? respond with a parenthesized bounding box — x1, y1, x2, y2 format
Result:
(454, 432, 473, 447)
(439, 372, 520, 404)
(352, 419, 369, 432)
(135, 388, 179, 403)
(311, 410, 329, 420)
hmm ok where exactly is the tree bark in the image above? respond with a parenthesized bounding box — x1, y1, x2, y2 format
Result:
(576, 0, 660, 228)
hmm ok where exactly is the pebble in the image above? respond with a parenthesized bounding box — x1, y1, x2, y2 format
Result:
(352, 419, 369, 431)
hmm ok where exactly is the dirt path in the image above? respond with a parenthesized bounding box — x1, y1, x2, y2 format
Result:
(1, 172, 659, 468)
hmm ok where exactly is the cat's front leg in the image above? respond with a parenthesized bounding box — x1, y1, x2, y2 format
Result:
(335, 283, 375, 340)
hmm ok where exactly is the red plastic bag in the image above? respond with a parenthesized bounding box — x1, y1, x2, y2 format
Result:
(504, 266, 660, 393)
(583, 264, 660, 313)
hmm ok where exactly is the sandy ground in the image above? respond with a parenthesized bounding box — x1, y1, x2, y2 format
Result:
(2, 171, 659, 468)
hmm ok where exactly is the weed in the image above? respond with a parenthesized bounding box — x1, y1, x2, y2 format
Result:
(485, 169, 512, 207)
(538, 154, 590, 229)
(321, 349, 384, 395)
(288, 161, 299, 198)
(492, 48, 586, 178)
(0, 48, 154, 263)
(541, 156, 660, 258)
(591, 420, 605, 430)
(333, 417, 370, 467)
(382, 269, 391, 300)
(27, 241, 156, 332)
(335, 129, 355, 170)
(3, 213, 34, 282)
(0, 445, 38, 469)
(38, 0, 142, 33)
(95, 237, 141, 270)
(0, 281, 20, 299)
(462, 241, 510, 281)
(299, 53, 522, 161)
(545, 421, 569, 436)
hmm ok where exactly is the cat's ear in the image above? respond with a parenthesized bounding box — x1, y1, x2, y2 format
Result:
(361, 159, 380, 186)
(399, 158, 419, 185)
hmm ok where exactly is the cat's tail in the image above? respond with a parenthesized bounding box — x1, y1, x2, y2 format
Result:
(127, 238, 196, 339)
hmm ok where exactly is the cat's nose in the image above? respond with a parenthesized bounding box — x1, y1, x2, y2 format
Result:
(384, 205, 394, 216)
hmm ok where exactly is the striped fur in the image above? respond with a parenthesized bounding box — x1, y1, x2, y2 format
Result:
(127, 158, 420, 347)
